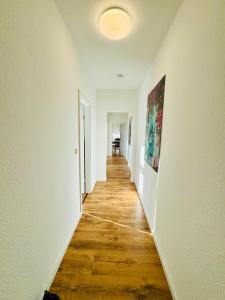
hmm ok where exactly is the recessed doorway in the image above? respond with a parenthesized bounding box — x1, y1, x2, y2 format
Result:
(78, 91, 91, 211)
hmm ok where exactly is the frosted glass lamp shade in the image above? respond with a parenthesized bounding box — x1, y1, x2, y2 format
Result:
(99, 8, 131, 40)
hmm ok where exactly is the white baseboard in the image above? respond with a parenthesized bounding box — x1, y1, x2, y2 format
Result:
(133, 180, 176, 299)
(133, 181, 152, 232)
(152, 234, 177, 300)
(96, 177, 107, 182)
(40, 213, 82, 299)
(91, 181, 96, 192)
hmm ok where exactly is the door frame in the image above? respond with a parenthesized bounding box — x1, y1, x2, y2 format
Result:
(78, 89, 91, 212)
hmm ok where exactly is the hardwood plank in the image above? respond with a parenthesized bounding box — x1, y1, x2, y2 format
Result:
(50, 155, 172, 299)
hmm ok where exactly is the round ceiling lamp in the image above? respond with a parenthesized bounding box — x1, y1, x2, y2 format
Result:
(99, 8, 132, 40)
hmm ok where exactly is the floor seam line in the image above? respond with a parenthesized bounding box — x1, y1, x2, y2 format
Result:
(83, 212, 152, 236)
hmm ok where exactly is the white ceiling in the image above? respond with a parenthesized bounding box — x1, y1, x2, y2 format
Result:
(55, 0, 182, 89)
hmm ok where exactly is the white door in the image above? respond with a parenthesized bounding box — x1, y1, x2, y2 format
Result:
(80, 104, 86, 198)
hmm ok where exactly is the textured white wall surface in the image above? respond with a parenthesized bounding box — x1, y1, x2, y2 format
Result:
(96, 90, 138, 181)
(0, 1, 95, 299)
(135, 0, 225, 299)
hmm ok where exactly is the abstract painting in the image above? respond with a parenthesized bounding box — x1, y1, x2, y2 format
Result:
(128, 117, 132, 145)
(145, 75, 166, 172)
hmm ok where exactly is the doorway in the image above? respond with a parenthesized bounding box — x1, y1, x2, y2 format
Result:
(78, 91, 91, 211)
(107, 112, 130, 158)
(80, 103, 87, 201)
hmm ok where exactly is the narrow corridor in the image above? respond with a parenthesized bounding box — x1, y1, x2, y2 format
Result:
(50, 156, 172, 299)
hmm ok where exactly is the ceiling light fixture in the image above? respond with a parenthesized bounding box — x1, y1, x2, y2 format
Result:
(99, 7, 131, 40)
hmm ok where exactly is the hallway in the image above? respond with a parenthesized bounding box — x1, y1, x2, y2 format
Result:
(1, 2, 224, 299)
(50, 156, 172, 299)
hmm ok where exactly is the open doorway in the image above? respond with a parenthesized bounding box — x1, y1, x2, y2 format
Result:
(78, 91, 91, 211)
(107, 113, 131, 158)
(111, 123, 120, 155)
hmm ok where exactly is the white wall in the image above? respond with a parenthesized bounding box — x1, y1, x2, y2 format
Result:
(135, 0, 225, 299)
(96, 90, 138, 181)
(0, 1, 95, 299)
(120, 124, 126, 157)
(112, 124, 120, 140)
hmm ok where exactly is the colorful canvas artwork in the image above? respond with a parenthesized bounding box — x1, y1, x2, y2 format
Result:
(145, 76, 166, 172)
(128, 117, 132, 145)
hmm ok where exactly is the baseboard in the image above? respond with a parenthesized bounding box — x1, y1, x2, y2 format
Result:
(151, 232, 177, 299)
(96, 178, 107, 182)
(91, 181, 96, 192)
(40, 213, 82, 299)
(133, 181, 152, 232)
(134, 181, 176, 299)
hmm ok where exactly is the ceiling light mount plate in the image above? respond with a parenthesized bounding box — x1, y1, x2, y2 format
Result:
(99, 7, 132, 40)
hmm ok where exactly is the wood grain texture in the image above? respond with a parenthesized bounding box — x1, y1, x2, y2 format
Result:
(84, 156, 149, 232)
(50, 155, 172, 299)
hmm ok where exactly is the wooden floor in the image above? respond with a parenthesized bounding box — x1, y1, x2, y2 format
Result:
(50, 155, 172, 299)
